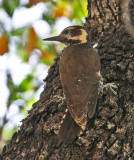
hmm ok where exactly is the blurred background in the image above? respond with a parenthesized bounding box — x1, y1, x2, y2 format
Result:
(0, 0, 87, 152)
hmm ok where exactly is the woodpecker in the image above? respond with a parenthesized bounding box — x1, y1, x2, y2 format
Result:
(43, 25, 100, 145)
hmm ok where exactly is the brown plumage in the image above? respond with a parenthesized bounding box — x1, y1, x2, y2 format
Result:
(43, 26, 100, 145)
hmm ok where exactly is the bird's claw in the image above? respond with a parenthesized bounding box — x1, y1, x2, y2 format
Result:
(99, 76, 118, 95)
(102, 83, 118, 95)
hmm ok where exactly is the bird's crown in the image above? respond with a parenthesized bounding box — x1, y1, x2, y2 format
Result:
(43, 25, 89, 46)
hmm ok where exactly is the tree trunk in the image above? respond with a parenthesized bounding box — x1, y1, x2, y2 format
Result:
(0, 0, 134, 159)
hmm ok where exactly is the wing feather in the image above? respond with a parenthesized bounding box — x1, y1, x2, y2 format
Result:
(59, 43, 100, 126)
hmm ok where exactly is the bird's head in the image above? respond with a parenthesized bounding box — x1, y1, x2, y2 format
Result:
(43, 25, 89, 46)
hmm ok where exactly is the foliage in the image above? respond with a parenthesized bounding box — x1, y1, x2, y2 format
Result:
(0, 0, 87, 151)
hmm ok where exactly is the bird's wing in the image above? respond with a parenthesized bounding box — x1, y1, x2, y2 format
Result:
(59, 44, 100, 126)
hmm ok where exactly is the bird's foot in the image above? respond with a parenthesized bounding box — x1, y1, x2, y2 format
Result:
(99, 76, 118, 95)
(102, 83, 118, 95)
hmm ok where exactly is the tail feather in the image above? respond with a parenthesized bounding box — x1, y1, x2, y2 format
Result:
(57, 111, 81, 145)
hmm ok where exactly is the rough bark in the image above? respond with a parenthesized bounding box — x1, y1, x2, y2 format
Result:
(0, 0, 134, 159)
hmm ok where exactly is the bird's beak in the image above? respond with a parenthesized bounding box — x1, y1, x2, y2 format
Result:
(43, 36, 60, 42)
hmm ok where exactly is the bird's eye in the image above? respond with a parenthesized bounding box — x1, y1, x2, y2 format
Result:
(64, 30, 69, 34)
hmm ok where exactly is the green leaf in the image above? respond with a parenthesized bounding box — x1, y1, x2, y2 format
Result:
(20, 105, 28, 116)
(2, 126, 18, 141)
(11, 27, 28, 36)
(40, 58, 54, 66)
(43, 14, 55, 25)
(7, 72, 17, 106)
(3, 0, 20, 17)
(18, 49, 29, 62)
(72, 0, 87, 22)
(17, 74, 34, 92)
(47, 44, 56, 55)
